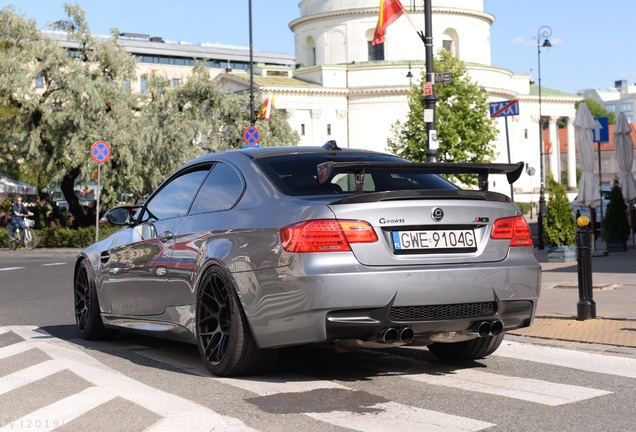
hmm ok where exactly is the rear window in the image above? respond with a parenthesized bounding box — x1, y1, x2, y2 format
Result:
(253, 153, 458, 196)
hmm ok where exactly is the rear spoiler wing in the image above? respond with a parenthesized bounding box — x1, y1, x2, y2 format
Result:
(316, 161, 525, 194)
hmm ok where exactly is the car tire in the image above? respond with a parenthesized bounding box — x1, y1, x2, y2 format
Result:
(196, 267, 278, 377)
(427, 333, 505, 361)
(74, 259, 115, 340)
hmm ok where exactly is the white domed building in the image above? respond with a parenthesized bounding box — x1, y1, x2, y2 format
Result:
(221, 0, 580, 199)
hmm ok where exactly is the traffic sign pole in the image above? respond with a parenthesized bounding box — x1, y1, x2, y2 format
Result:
(90, 141, 111, 242)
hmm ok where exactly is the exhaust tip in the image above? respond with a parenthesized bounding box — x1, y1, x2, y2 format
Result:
(377, 328, 399, 344)
(399, 327, 415, 344)
(477, 322, 492, 338)
(490, 320, 503, 336)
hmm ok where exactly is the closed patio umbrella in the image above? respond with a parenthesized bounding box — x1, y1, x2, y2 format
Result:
(574, 103, 601, 208)
(614, 111, 636, 203)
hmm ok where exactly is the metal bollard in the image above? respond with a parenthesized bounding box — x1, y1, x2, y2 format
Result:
(576, 216, 596, 320)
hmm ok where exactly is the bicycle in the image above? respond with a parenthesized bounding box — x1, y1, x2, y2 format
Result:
(7, 218, 36, 250)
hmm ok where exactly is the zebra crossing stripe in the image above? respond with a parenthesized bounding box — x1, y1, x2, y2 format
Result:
(0, 341, 32, 360)
(402, 368, 611, 406)
(1, 326, 257, 432)
(218, 376, 494, 431)
(0, 360, 67, 395)
(307, 401, 494, 432)
(496, 340, 636, 379)
(1, 387, 115, 432)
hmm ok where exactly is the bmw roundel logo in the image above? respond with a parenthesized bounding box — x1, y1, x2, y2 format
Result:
(431, 207, 444, 222)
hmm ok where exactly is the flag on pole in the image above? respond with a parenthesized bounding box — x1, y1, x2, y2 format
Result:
(372, 0, 406, 46)
(258, 94, 275, 121)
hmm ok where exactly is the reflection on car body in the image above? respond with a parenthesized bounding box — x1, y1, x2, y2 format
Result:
(73, 143, 541, 376)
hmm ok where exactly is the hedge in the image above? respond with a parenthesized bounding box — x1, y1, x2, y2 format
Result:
(1, 225, 121, 249)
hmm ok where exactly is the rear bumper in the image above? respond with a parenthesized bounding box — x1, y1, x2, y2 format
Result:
(234, 248, 541, 349)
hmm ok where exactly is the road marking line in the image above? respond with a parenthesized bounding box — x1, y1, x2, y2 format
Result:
(307, 401, 494, 432)
(0, 340, 33, 360)
(1, 326, 257, 432)
(0, 360, 66, 395)
(402, 368, 611, 405)
(0, 387, 115, 432)
(496, 340, 636, 379)
(41, 262, 67, 267)
(0, 267, 24, 272)
(217, 376, 494, 431)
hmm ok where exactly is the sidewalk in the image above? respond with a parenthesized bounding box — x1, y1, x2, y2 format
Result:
(510, 245, 636, 348)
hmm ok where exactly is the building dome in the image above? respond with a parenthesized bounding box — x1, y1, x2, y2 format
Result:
(290, 0, 494, 67)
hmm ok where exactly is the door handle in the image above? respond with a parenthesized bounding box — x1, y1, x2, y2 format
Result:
(158, 231, 174, 243)
(100, 252, 110, 263)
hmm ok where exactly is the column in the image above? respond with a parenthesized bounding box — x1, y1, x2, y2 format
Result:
(548, 116, 560, 183)
(566, 117, 577, 190)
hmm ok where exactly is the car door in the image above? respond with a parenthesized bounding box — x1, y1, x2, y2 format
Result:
(104, 165, 211, 316)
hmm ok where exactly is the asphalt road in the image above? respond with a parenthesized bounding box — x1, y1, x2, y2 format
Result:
(1, 252, 635, 431)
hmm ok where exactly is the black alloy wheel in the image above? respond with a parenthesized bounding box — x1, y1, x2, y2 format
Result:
(196, 268, 277, 377)
(74, 260, 113, 340)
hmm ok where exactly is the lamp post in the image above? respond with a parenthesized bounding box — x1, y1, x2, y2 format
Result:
(536, 25, 552, 250)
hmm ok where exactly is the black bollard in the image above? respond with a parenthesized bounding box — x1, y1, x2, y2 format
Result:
(576, 216, 596, 320)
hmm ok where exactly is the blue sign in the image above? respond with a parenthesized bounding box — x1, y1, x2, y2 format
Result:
(593, 117, 609, 143)
(489, 100, 519, 118)
(90, 141, 111, 163)
(242, 126, 261, 146)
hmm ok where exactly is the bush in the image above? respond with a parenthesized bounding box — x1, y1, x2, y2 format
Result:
(601, 179, 630, 241)
(514, 201, 531, 215)
(543, 172, 577, 247)
(1, 225, 120, 249)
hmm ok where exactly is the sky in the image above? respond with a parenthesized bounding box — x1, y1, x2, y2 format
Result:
(2, 0, 634, 95)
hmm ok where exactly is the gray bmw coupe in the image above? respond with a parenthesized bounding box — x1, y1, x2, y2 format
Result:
(74, 143, 541, 376)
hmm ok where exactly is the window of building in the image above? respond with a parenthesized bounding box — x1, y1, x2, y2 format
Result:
(306, 37, 316, 67)
(620, 102, 634, 112)
(368, 41, 385, 61)
(604, 104, 616, 113)
(327, 124, 332, 135)
(301, 124, 306, 136)
(140, 76, 147, 94)
(172, 78, 181, 88)
(123, 78, 131, 91)
(524, 129, 528, 139)
(627, 115, 634, 123)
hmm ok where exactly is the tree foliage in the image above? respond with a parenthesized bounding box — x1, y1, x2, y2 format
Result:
(387, 49, 498, 185)
(543, 172, 576, 247)
(601, 178, 630, 241)
(0, 4, 298, 227)
(575, 99, 615, 125)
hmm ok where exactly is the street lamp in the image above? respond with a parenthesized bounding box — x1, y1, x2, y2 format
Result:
(536, 25, 552, 250)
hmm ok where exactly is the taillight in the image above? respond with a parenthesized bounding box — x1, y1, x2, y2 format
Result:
(491, 216, 534, 247)
(280, 219, 378, 253)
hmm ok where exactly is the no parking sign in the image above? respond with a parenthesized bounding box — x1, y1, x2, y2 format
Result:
(91, 141, 111, 163)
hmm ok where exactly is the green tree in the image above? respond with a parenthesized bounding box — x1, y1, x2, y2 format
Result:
(0, 4, 298, 225)
(575, 99, 615, 124)
(543, 172, 576, 247)
(601, 178, 630, 242)
(388, 49, 498, 186)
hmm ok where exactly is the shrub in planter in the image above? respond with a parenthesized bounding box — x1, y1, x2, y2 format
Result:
(601, 178, 630, 251)
(543, 173, 577, 261)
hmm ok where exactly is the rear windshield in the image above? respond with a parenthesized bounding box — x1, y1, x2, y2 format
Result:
(253, 153, 458, 196)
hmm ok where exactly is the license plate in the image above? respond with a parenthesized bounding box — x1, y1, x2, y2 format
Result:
(392, 229, 476, 252)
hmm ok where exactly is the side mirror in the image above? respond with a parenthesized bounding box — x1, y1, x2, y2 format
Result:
(104, 206, 139, 226)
